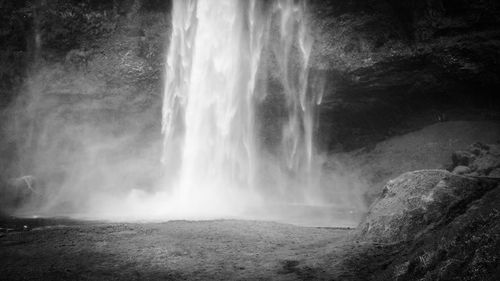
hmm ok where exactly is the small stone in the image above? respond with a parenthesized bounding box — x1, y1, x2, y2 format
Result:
(452, 150, 475, 167)
(452, 165, 471, 175)
(469, 142, 490, 156)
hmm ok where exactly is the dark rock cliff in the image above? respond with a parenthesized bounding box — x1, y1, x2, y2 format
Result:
(1, 0, 499, 182)
(0, 0, 170, 191)
(309, 0, 500, 150)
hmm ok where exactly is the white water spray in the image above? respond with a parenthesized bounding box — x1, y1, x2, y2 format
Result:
(6, 0, 367, 226)
(162, 0, 322, 217)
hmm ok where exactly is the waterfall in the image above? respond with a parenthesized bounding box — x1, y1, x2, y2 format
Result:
(162, 0, 321, 216)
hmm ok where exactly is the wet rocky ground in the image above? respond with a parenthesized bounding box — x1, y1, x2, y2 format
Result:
(1, 218, 371, 280)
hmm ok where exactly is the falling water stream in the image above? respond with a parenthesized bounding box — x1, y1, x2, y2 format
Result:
(161, 0, 323, 218)
(11, 0, 366, 227)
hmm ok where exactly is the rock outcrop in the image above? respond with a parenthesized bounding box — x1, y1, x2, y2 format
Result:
(357, 144, 500, 280)
(358, 185, 500, 281)
(358, 169, 497, 242)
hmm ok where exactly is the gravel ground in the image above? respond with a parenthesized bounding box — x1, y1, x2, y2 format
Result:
(0, 218, 396, 280)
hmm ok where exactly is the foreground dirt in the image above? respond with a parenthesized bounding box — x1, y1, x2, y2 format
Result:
(0, 219, 397, 281)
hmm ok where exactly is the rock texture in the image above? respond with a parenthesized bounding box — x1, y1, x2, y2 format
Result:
(1, 1, 500, 176)
(0, 0, 167, 195)
(451, 142, 500, 177)
(358, 169, 496, 242)
(357, 145, 500, 280)
(352, 184, 500, 281)
(308, 0, 500, 150)
(390, 186, 500, 280)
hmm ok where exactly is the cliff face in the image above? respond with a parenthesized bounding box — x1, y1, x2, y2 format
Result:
(309, 0, 500, 150)
(1, 0, 499, 182)
(0, 0, 170, 194)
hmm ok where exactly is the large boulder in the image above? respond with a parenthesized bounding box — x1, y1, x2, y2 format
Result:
(358, 169, 497, 242)
(361, 184, 500, 281)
